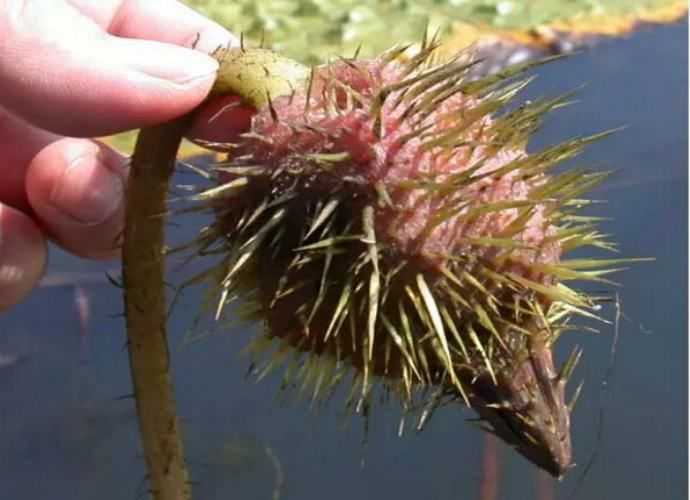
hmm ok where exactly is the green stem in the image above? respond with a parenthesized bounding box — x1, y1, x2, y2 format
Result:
(121, 46, 306, 500)
(122, 117, 192, 500)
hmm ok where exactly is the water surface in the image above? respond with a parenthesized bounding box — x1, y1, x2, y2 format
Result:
(1, 20, 686, 500)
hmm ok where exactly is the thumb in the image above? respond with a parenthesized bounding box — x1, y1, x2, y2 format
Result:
(0, 1, 223, 137)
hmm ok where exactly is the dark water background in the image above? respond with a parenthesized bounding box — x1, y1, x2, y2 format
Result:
(1, 20, 687, 500)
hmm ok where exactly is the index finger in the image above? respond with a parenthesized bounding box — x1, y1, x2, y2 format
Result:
(0, 0, 238, 137)
(68, 0, 237, 53)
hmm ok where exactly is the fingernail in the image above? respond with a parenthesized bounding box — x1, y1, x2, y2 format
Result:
(50, 156, 124, 225)
(0, 205, 46, 311)
(136, 45, 219, 85)
(0, 220, 24, 300)
(191, 26, 238, 54)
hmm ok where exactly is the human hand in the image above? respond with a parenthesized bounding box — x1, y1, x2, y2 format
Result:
(0, 0, 242, 311)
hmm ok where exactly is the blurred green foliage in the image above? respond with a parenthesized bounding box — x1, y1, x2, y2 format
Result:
(184, 0, 677, 64)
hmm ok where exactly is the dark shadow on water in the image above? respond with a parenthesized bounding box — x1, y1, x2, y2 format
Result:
(1, 20, 686, 500)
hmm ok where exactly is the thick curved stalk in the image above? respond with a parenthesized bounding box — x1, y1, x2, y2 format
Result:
(122, 117, 192, 500)
(122, 47, 306, 500)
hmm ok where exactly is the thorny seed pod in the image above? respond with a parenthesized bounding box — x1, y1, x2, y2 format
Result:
(178, 39, 635, 478)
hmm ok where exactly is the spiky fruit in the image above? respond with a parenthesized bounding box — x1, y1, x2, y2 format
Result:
(182, 42, 625, 477)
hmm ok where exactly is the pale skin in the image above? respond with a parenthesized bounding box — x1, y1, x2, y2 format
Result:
(0, 0, 247, 311)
